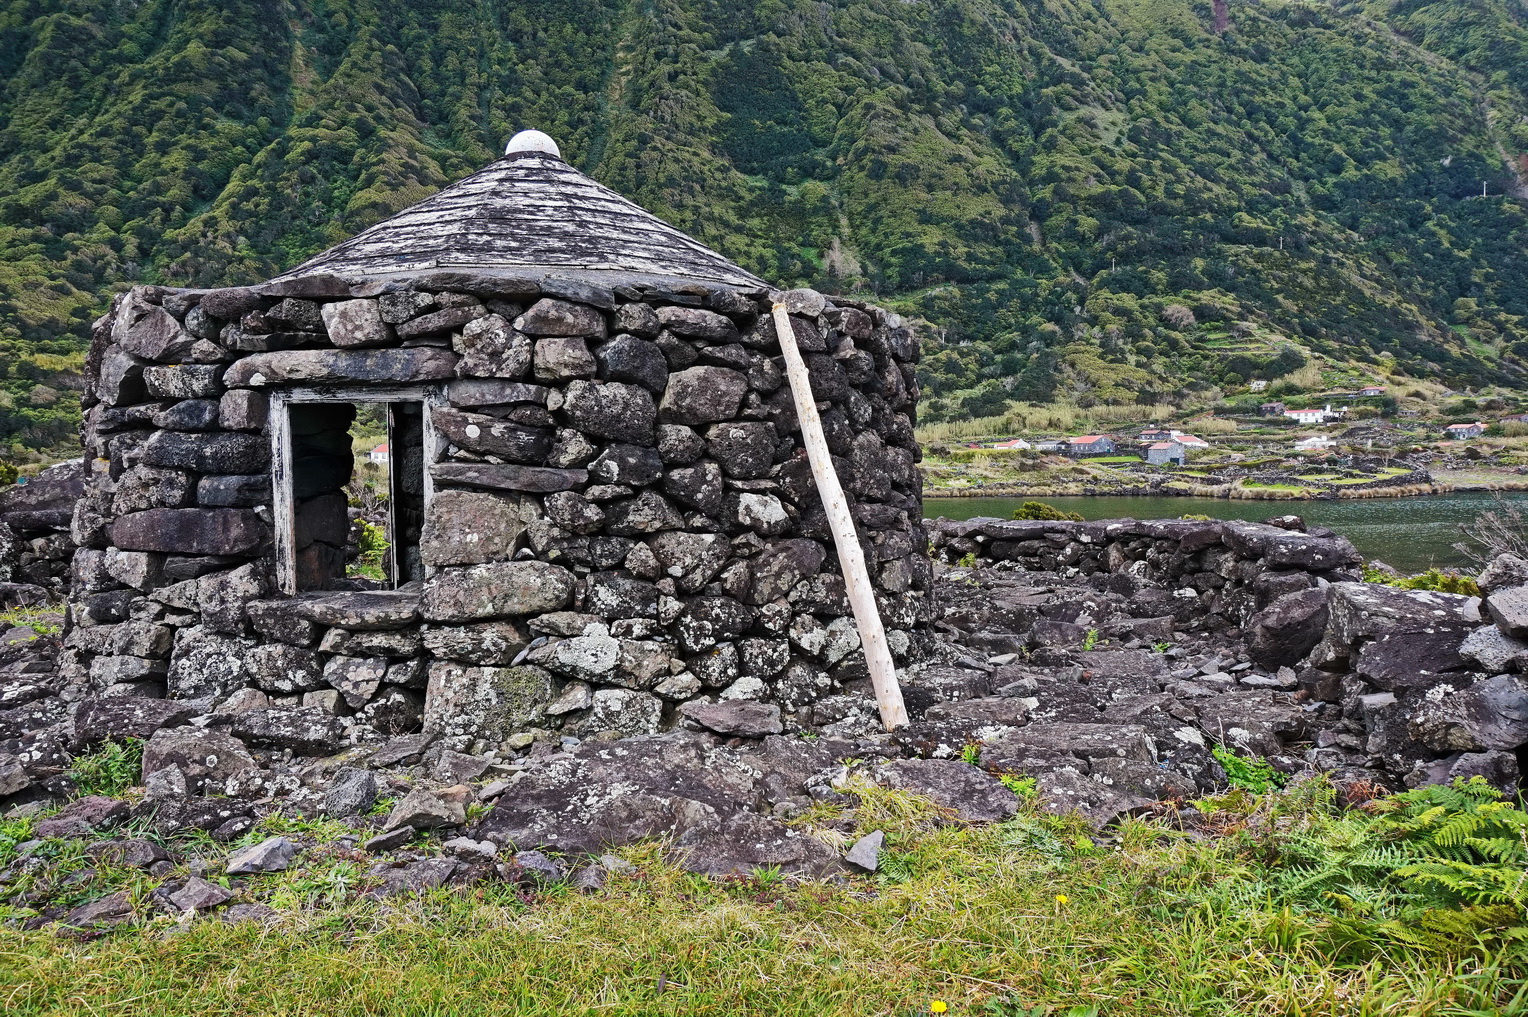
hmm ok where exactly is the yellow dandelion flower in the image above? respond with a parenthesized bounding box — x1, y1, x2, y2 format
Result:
(1055, 893, 1069, 905)
(930, 1002, 949, 1014)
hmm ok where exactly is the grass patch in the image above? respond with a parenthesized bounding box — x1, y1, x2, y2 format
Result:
(68, 739, 143, 798)
(0, 605, 64, 636)
(1241, 481, 1315, 493)
(1080, 455, 1141, 463)
(4, 782, 1528, 1014)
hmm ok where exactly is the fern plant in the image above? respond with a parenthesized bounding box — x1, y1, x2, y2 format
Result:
(1368, 779, 1528, 942)
(1209, 778, 1528, 949)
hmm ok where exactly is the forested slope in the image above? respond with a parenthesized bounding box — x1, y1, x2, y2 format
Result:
(1, 0, 1527, 447)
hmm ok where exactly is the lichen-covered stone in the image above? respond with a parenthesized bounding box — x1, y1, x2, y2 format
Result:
(562, 380, 657, 444)
(224, 348, 459, 387)
(424, 663, 557, 743)
(659, 367, 748, 425)
(320, 298, 392, 348)
(422, 561, 576, 621)
(420, 490, 538, 566)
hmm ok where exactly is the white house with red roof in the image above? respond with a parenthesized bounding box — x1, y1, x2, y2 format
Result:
(369, 442, 390, 464)
(1444, 422, 1485, 440)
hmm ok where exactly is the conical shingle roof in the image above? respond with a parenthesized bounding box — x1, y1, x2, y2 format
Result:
(271, 149, 766, 290)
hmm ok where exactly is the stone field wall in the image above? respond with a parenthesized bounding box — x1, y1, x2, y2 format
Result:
(928, 514, 1364, 632)
(64, 272, 933, 756)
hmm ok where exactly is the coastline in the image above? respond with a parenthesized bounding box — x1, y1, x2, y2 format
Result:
(923, 477, 1528, 501)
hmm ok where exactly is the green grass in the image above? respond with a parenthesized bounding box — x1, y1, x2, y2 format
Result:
(1240, 481, 1315, 493)
(0, 605, 65, 636)
(67, 740, 143, 798)
(4, 782, 1528, 1015)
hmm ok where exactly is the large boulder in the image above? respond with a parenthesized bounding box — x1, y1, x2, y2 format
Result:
(1326, 583, 1479, 649)
(658, 367, 748, 425)
(1410, 675, 1528, 752)
(419, 490, 537, 566)
(561, 380, 656, 444)
(0, 459, 84, 531)
(223, 348, 459, 387)
(1220, 522, 1360, 571)
(1246, 587, 1330, 669)
(141, 726, 256, 791)
(1486, 584, 1528, 640)
(111, 508, 267, 556)
(423, 663, 557, 744)
(231, 707, 346, 755)
(473, 733, 834, 875)
(872, 758, 1021, 823)
(74, 697, 198, 749)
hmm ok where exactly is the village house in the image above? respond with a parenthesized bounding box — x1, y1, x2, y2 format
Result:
(988, 438, 1032, 450)
(1140, 428, 1207, 449)
(1064, 435, 1116, 456)
(368, 442, 390, 465)
(1358, 385, 1386, 397)
(1445, 421, 1486, 439)
(1260, 401, 1286, 416)
(1144, 440, 1187, 466)
(1285, 404, 1343, 424)
(1248, 380, 1268, 392)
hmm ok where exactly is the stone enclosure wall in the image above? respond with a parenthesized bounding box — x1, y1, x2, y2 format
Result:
(65, 274, 933, 757)
(928, 514, 1363, 633)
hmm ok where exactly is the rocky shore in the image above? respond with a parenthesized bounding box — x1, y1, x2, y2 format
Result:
(5, 513, 1528, 933)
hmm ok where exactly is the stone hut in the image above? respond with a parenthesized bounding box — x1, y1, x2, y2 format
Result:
(63, 132, 932, 756)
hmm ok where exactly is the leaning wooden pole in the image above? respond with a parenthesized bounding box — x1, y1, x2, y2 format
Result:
(771, 296, 909, 731)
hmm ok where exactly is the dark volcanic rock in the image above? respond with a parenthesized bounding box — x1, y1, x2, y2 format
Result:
(562, 380, 657, 444)
(232, 708, 345, 755)
(595, 335, 669, 393)
(873, 758, 1021, 823)
(679, 701, 784, 737)
(1410, 675, 1528, 752)
(111, 508, 266, 555)
(1247, 587, 1330, 668)
(74, 698, 198, 748)
(472, 733, 834, 874)
(658, 367, 748, 425)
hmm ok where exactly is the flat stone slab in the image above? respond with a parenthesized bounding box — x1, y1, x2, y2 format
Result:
(679, 701, 784, 737)
(287, 591, 421, 630)
(431, 462, 588, 493)
(223, 348, 459, 387)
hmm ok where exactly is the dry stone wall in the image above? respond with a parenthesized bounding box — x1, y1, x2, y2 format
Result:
(928, 514, 1364, 632)
(65, 273, 933, 756)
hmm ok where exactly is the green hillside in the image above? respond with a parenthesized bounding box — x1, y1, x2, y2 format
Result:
(1, 0, 1527, 450)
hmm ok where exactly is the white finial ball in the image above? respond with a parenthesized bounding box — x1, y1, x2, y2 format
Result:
(504, 130, 561, 159)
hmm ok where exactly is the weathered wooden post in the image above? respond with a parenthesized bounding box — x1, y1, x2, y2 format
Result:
(771, 294, 909, 731)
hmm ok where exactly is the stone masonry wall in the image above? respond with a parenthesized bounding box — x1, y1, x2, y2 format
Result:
(928, 514, 1363, 633)
(64, 273, 933, 758)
